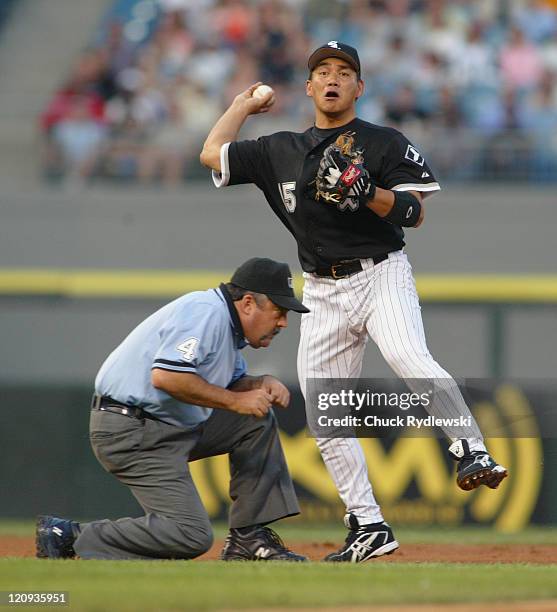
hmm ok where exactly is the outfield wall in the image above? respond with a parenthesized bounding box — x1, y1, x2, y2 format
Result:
(1, 184, 556, 384)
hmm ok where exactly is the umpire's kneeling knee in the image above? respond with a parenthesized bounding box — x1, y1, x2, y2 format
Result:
(191, 526, 214, 556)
(175, 523, 214, 558)
(246, 407, 277, 430)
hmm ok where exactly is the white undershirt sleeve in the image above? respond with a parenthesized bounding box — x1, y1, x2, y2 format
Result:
(211, 142, 231, 188)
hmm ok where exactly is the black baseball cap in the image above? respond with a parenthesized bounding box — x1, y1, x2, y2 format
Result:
(308, 41, 361, 77)
(230, 258, 309, 313)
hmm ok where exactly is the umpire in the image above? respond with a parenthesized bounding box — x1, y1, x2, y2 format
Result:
(36, 258, 309, 561)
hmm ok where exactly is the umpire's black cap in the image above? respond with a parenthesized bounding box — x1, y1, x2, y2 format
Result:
(230, 258, 309, 313)
(308, 41, 361, 77)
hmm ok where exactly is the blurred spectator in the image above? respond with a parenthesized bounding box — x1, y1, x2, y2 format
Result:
(223, 45, 259, 106)
(99, 20, 140, 88)
(436, 85, 465, 129)
(449, 21, 498, 88)
(101, 114, 148, 181)
(482, 87, 533, 180)
(42, 84, 105, 135)
(49, 95, 108, 182)
(41, 50, 109, 181)
(385, 84, 430, 126)
(519, 71, 557, 131)
(424, 0, 466, 64)
(371, 34, 420, 96)
(39, 0, 557, 185)
(212, 0, 255, 49)
(152, 10, 194, 80)
(412, 50, 449, 107)
(541, 27, 557, 72)
(425, 85, 479, 180)
(513, 0, 557, 43)
(137, 77, 221, 186)
(336, 0, 374, 49)
(518, 71, 557, 179)
(500, 26, 545, 90)
(186, 40, 236, 97)
(256, 1, 301, 85)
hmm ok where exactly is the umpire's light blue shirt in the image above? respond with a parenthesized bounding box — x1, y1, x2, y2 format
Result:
(94, 285, 248, 429)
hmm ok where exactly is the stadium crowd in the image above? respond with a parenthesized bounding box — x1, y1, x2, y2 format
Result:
(40, 0, 557, 185)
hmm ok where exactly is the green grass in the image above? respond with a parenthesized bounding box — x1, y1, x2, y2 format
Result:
(2, 521, 557, 610)
(1, 560, 556, 611)
(4, 520, 557, 544)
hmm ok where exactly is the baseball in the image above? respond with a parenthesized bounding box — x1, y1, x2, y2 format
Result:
(253, 84, 274, 100)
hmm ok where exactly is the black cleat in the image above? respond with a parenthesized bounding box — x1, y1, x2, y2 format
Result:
(221, 526, 307, 562)
(36, 515, 80, 559)
(448, 440, 508, 491)
(324, 514, 399, 563)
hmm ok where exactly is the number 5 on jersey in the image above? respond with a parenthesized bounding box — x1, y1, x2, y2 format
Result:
(279, 182, 296, 213)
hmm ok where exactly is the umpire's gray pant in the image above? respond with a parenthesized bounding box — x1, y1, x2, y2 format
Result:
(74, 407, 300, 560)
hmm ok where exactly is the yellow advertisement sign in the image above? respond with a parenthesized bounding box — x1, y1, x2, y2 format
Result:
(191, 384, 543, 532)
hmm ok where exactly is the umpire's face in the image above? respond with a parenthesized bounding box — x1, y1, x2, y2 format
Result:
(306, 58, 364, 117)
(237, 294, 288, 349)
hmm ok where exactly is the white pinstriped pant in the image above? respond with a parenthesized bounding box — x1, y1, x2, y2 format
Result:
(297, 250, 484, 524)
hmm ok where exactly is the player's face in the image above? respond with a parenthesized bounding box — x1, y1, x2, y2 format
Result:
(306, 58, 363, 117)
(243, 296, 288, 348)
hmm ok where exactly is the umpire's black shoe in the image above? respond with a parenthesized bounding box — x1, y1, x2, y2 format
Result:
(36, 515, 81, 559)
(221, 526, 307, 562)
(324, 514, 399, 563)
(448, 440, 508, 491)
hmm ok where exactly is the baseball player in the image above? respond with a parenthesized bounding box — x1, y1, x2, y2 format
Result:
(200, 42, 508, 563)
(36, 258, 308, 561)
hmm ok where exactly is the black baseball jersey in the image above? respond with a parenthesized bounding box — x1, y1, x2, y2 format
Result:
(213, 117, 440, 272)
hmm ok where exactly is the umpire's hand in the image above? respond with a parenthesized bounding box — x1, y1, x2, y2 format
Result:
(230, 389, 274, 418)
(260, 375, 290, 409)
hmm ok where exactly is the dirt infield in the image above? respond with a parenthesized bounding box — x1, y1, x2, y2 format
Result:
(205, 540, 557, 564)
(3, 535, 557, 564)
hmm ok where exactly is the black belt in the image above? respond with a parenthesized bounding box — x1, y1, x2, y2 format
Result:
(91, 395, 153, 421)
(314, 253, 388, 279)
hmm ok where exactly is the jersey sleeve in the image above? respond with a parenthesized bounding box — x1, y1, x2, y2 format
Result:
(212, 138, 269, 188)
(152, 303, 221, 374)
(379, 132, 441, 198)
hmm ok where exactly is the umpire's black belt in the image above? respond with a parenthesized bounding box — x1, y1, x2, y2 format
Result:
(314, 253, 388, 280)
(91, 394, 154, 421)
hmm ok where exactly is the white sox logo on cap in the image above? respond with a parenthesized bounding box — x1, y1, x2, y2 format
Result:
(308, 41, 361, 75)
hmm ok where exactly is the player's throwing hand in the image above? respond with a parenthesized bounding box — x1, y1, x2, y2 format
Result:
(233, 82, 275, 115)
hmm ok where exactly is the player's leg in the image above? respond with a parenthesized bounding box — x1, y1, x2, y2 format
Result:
(365, 251, 507, 489)
(297, 272, 399, 562)
(73, 411, 213, 560)
(297, 273, 383, 525)
(365, 251, 481, 438)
